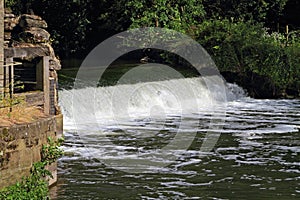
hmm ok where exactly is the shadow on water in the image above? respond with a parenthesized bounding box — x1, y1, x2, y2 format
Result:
(58, 52, 200, 90)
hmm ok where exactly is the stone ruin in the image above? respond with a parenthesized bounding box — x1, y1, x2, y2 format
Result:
(2, 9, 61, 115)
(0, 10, 64, 190)
(4, 10, 60, 67)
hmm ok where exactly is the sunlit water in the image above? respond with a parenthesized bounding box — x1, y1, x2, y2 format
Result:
(51, 77, 300, 200)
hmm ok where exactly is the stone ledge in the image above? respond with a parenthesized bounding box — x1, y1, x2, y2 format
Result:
(4, 45, 50, 59)
(0, 114, 63, 189)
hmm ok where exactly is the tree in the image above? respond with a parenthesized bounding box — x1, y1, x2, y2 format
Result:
(202, 0, 288, 29)
(4, 0, 292, 59)
(126, 0, 205, 34)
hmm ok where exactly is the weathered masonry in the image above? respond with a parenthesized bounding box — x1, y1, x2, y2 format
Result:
(0, 11, 62, 189)
(0, 115, 63, 188)
(1, 13, 61, 115)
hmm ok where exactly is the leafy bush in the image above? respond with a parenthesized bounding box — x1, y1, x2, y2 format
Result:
(0, 137, 64, 200)
(41, 137, 64, 165)
(0, 163, 50, 200)
(195, 19, 300, 96)
(126, 0, 205, 33)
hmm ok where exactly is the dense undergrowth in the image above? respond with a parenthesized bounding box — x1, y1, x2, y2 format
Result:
(196, 19, 300, 98)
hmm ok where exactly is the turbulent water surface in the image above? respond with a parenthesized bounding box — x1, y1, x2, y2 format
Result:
(50, 76, 300, 200)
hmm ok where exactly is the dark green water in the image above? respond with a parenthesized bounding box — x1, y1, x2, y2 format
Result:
(51, 66, 300, 200)
(51, 129, 300, 199)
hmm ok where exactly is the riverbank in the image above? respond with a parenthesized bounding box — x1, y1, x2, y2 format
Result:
(222, 71, 300, 99)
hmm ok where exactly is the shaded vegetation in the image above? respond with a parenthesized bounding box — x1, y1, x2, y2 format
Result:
(196, 19, 300, 97)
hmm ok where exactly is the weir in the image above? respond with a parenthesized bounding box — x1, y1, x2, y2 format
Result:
(60, 76, 245, 124)
(62, 77, 222, 124)
(58, 76, 245, 171)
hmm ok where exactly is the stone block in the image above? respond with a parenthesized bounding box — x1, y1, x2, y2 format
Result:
(32, 146, 41, 162)
(19, 14, 47, 29)
(4, 46, 51, 59)
(4, 17, 17, 31)
(45, 162, 57, 186)
(4, 32, 11, 40)
(7, 139, 26, 152)
(4, 13, 15, 18)
(0, 127, 15, 142)
(49, 59, 61, 71)
(0, 115, 62, 190)
(21, 91, 44, 106)
(6, 150, 19, 169)
(18, 27, 50, 43)
(0, 140, 6, 152)
(55, 114, 63, 138)
(7, 140, 19, 151)
(19, 148, 33, 168)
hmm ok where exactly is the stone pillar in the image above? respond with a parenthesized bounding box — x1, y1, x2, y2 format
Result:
(36, 56, 50, 115)
(4, 57, 13, 100)
(0, 0, 4, 96)
(0, 59, 10, 97)
(49, 77, 56, 115)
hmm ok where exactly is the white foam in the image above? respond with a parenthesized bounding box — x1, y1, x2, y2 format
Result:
(59, 76, 236, 127)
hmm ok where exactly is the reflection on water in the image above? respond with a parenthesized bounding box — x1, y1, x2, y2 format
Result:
(51, 78, 300, 199)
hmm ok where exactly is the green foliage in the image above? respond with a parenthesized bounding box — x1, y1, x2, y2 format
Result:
(126, 0, 205, 34)
(196, 20, 266, 72)
(284, 45, 300, 91)
(4, 0, 293, 58)
(31, 0, 91, 57)
(0, 173, 49, 200)
(202, 0, 288, 26)
(41, 137, 64, 165)
(123, 0, 206, 67)
(0, 95, 24, 109)
(0, 137, 64, 200)
(196, 19, 300, 94)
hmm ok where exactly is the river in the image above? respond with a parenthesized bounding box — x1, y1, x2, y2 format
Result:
(50, 70, 300, 199)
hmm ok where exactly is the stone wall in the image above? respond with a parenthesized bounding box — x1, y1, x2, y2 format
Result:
(0, 10, 63, 190)
(19, 91, 44, 107)
(4, 11, 61, 70)
(3, 10, 61, 115)
(0, 114, 63, 189)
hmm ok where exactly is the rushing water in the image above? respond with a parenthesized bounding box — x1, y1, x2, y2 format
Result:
(51, 76, 300, 200)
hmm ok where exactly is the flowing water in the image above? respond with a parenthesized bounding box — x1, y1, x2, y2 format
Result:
(50, 76, 300, 200)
